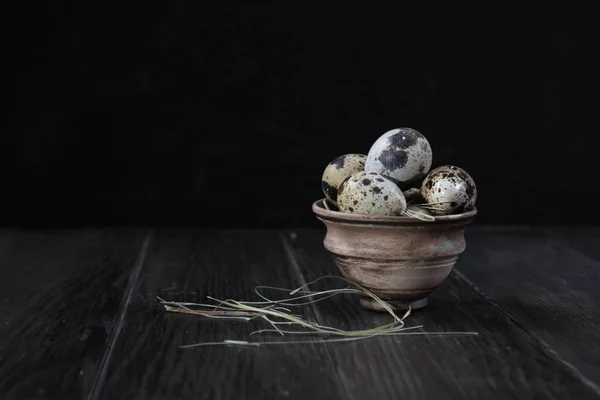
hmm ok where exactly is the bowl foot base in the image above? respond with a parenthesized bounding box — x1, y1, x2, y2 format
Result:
(360, 297, 428, 312)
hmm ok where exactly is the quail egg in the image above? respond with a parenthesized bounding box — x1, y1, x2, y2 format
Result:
(365, 128, 433, 190)
(321, 154, 366, 206)
(420, 165, 477, 215)
(337, 171, 406, 216)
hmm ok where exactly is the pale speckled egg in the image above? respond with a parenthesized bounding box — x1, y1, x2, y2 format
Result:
(337, 171, 406, 216)
(365, 128, 433, 190)
(321, 154, 366, 206)
(420, 165, 477, 216)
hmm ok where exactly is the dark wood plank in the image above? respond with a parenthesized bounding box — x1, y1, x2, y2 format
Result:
(284, 228, 600, 400)
(97, 229, 346, 400)
(0, 228, 149, 400)
(543, 227, 600, 264)
(456, 227, 600, 391)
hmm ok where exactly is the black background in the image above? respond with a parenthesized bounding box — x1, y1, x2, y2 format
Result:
(6, 3, 599, 227)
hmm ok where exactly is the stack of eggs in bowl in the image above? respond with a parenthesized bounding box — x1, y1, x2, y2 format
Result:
(321, 127, 477, 217)
(316, 128, 478, 311)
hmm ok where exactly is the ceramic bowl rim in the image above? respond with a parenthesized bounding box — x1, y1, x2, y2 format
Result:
(312, 198, 477, 225)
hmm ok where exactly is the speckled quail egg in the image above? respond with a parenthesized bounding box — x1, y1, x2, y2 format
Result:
(365, 128, 433, 190)
(321, 154, 366, 206)
(420, 165, 477, 216)
(337, 171, 406, 216)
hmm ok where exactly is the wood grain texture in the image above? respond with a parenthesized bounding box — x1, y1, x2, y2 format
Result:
(284, 229, 600, 400)
(0, 229, 148, 399)
(543, 227, 600, 263)
(97, 230, 346, 400)
(3, 227, 599, 400)
(457, 227, 600, 392)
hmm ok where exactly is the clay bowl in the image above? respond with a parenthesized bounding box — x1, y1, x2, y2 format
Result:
(312, 199, 477, 311)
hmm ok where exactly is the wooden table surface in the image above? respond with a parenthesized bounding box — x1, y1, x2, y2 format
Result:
(1, 227, 599, 400)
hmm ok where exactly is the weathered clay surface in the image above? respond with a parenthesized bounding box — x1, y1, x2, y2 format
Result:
(312, 199, 477, 311)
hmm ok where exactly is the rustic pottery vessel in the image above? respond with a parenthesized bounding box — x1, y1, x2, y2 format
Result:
(312, 199, 477, 311)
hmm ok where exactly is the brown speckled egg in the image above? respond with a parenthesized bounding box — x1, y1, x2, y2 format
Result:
(420, 165, 477, 215)
(337, 171, 406, 216)
(365, 128, 432, 190)
(321, 154, 366, 206)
